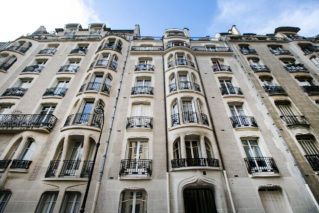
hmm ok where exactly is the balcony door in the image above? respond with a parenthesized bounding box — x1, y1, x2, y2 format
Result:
(182, 100, 197, 123)
(136, 79, 151, 94)
(179, 74, 191, 89)
(220, 79, 235, 94)
(229, 104, 250, 126)
(242, 139, 267, 171)
(277, 104, 299, 124)
(89, 75, 103, 91)
(65, 142, 83, 176)
(185, 140, 204, 166)
(77, 102, 94, 124)
(131, 104, 150, 127)
(127, 141, 148, 174)
(55, 80, 69, 95)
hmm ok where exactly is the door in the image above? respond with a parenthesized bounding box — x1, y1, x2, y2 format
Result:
(242, 139, 267, 171)
(136, 79, 151, 94)
(220, 79, 235, 94)
(177, 55, 185, 65)
(184, 188, 217, 213)
(77, 102, 93, 124)
(182, 101, 197, 123)
(127, 141, 148, 174)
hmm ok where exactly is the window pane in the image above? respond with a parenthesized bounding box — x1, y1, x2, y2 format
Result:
(36, 192, 58, 213)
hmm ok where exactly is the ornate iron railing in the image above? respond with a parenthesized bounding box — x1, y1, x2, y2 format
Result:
(10, 160, 32, 169)
(166, 43, 190, 49)
(45, 160, 60, 177)
(212, 65, 232, 72)
(0, 160, 11, 169)
(305, 155, 319, 171)
(22, 65, 44, 73)
(280, 115, 308, 126)
(263, 86, 287, 95)
(80, 160, 94, 178)
(220, 87, 243, 95)
(134, 64, 154, 71)
(302, 86, 319, 95)
(166, 32, 185, 37)
(171, 158, 219, 168)
(58, 65, 78, 73)
(64, 113, 103, 128)
(244, 157, 279, 173)
(131, 86, 154, 95)
(59, 160, 81, 177)
(0, 114, 57, 131)
(2, 87, 27, 97)
(230, 116, 258, 128)
(119, 159, 152, 176)
(250, 65, 270, 72)
(284, 64, 308, 72)
(43, 87, 67, 97)
(126, 116, 153, 129)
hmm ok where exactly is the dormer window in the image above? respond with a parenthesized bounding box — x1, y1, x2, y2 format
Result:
(64, 23, 81, 35)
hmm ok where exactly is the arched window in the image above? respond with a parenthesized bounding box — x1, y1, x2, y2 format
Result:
(60, 192, 81, 213)
(35, 191, 58, 213)
(19, 138, 36, 161)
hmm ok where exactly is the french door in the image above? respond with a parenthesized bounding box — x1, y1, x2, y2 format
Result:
(182, 101, 197, 123)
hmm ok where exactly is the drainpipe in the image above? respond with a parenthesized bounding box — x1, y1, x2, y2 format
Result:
(162, 55, 171, 213)
(194, 56, 236, 213)
(224, 38, 319, 211)
(91, 36, 132, 213)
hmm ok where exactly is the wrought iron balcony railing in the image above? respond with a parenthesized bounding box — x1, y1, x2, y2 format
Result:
(22, 65, 44, 73)
(59, 160, 81, 177)
(191, 46, 231, 52)
(284, 64, 308, 72)
(69, 48, 87, 55)
(134, 64, 154, 71)
(280, 115, 309, 126)
(212, 65, 232, 72)
(220, 87, 243, 96)
(10, 160, 32, 169)
(250, 65, 270, 72)
(7, 46, 30, 53)
(131, 46, 164, 51)
(302, 86, 319, 95)
(0, 59, 16, 71)
(131, 86, 154, 95)
(0, 160, 11, 169)
(240, 48, 257, 54)
(171, 158, 219, 168)
(302, 46, 319, 54)
(80, 160, 93, 178)
(305, 155, 319, 171)
(166, 43, 190, 49)
(45, 160, 60, 177)
(171, 113, 180, 126)
(168, 59, 195, 68)
(169, 83, 177, 92)
(58, 65, 78, 73)
(2, 87, 27, 97)
(244, 157, 279, 173)
(38, 48, 56, 55)
(126, 116, 153, 129)
(43, 87, 68, 97)
(230, 116, 258, 128)
(64, 113, 103, 128)
(0, 114, 57, 131)
(263, 86, 287, 95)
(269, 49, 291, 55)
(119, 159, 152, 176)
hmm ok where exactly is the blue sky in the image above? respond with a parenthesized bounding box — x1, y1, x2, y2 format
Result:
(0, 0, 318, 41)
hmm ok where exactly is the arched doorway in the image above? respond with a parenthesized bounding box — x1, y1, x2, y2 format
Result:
(183, 188, 217, 213)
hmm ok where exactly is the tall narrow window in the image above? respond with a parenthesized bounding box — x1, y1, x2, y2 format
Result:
(182, 100, 197, 123)
(88, 75, 103, 91)
(179, 74, 192, 90)
(19, 139, 36, 161)
(0, 191, 11, 213)
(297, 136, 319, 155)
(120, 191, 147, 213)
(173, 141, 180, 159)
(39, 106, 56, 124)
(220, 79, 235, 95)
(76, 101, 94, 124)
(185, 141, 201, 159)
(36, 192, 58, 213)
(242, 139, 268, 171)
(60, 192, 81, 213)
(55, 80, 69, 95)
(171, 102, 179, 126)
(59, 141, 83, 177)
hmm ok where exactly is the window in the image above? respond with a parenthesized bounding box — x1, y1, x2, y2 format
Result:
(179, 74, 192, 90)
(220, 79, 236, 95)
(276, 102, 302, 125)
(127, 104, 152, 128)
(133, 78, 152, 95)
(36, 192, 58, 213)
(169, 75, 176, 92)
(205, 141, 213, 158)
(59, 141, 83, 177)
(88, 75, 103, 91)
(120, 190, 147, 213)
(0, 191, 11, 213)
(60, 192, 81, 213)
(186, 141, 201, 159)
(0, 55, 17, 71)
(259, 187, 292, 213)
(127, 141, 148, 160)
(19, 79, 32, 89)
(110, 55, 118, 69)
(173, 141, 181, 159)
(297, 136, 319, 155)
(76, 101, 94, 124)
(55, 80, 69, 95)
(18, 139, 36, 161)
(171, 102, 179, 126)
(311, 57, 319, 68)
(242, 139, 268, 172)
(38, 106, 56, 124)
(260, 76, 275, 86)
(182, 100, 197, 123)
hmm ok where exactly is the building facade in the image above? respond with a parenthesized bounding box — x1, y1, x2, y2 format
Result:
(0, 23, 318, 213)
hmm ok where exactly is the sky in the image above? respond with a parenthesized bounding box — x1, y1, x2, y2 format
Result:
(0, 0, 318, 41)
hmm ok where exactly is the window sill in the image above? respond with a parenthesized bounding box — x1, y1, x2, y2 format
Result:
(130, 94, 153, 98)
(120, 175, 151, 180)
(20, 72, 40, 75)
(249, 172, 280, 178)
(171, 167, 221, 172)
(42, 96, 63, 100)
(43, 177, 88, 181)
(10, 168, 28, 173)
(56, 72, 76, 75)
(233, 126, 259, 131)
(126, 127, 152, 132)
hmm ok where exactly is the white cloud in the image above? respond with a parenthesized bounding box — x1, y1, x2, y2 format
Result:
(0, 0, 101, 41)
(208, 0, 319, 37)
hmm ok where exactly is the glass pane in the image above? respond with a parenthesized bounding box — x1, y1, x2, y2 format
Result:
(82, 102, 93, 114)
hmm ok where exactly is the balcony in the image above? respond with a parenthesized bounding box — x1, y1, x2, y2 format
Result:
(134, 64, 154, 71)
(280, 115, 309, 126)
(119, 159, 152, 176)
(284, 64, 308, 72)
(45, 160, 60, 177)
(240, 48, 257, 54)
(93, 59, 109, 68)
(170, 83, 177, 92)
(302, 46, 319, 54)
(10, 160, 32, 169)
(263, 86, 287, 95)
(0, 114, 57, 131)
(250, 65, 270, 72)
(181, 111, 209, 126)
(7, 46, 29, 54)
(69, 48, 87, 55)
(230, 116, 258, 128)
(131, 86, 154, 95)
(191, 46, 231, 52)
(212, 65, 232, 72)
(166, 32, 185, 37)
(304, 155, 319, 171)
(64, 113, 103, 128)
(126, 116, 153, 129)
(43, 87, 68, 97)
(2, 87, 27, 97)
(220, 87, 243, 96)
(58, 65, 78, 73)
(168, 59, 195, 69)
(22, 65, 44, 73)
(171, 158, 219, 168)
(38, 48, 56, 55)
(80, 160, 93, 178)
(0, 160, 11, 169)
(302, 86, 319, 95)
(269, 49, 291, 55)
(0, 59, 16, 71)
(166, 43, 190, 49)
(59, 160, 80, 177)
(131, 46, 164, 51)
(244, 157, 279, 174)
